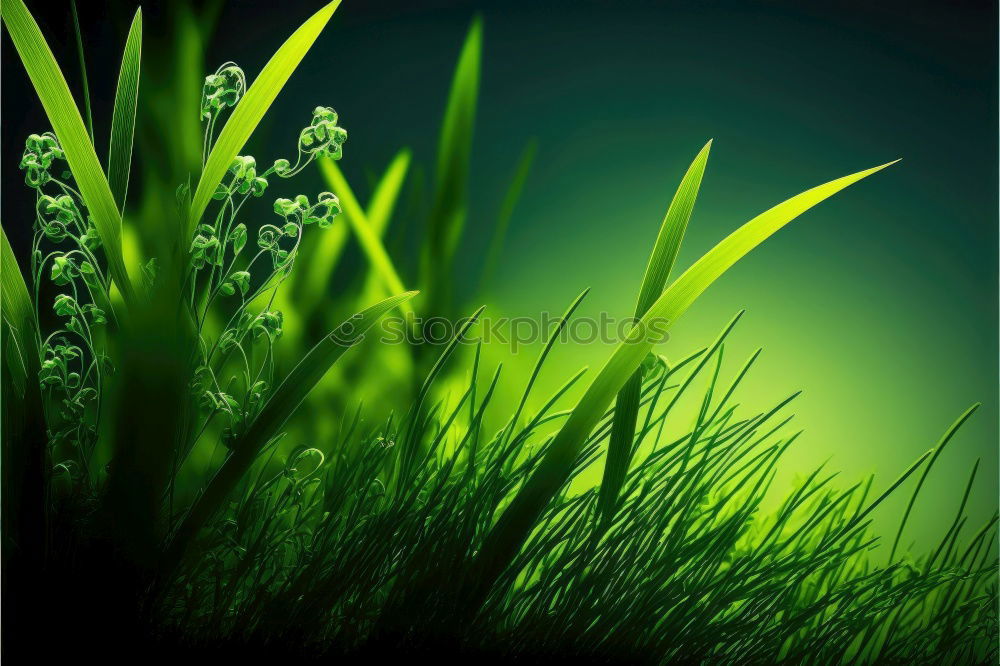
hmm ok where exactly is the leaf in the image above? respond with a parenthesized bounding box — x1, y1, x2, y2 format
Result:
(599, 139, 711, 522)
(365, 149, 411, 237)
(108, 8, 142, 213)
(318, 155, 414, 316)
(1, 225, 37, 390)
(464, 159, 898, 608)
(164, 290, 418, 570)
(888, 403, 980, 562)
(479, 139, 537, 294)
(2, 0, 136, 306)
(300, 149, 410, 307)
(423, 16, 481, 315)
(187, 0, 342, 240)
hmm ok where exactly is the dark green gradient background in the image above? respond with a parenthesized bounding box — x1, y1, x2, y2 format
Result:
(311, 0, 998, 544)
(3, 0, 996, 545)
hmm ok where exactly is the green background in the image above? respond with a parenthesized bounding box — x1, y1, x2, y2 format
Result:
(3, 0, 996, 547)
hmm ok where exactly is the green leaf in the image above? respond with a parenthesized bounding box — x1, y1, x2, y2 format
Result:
(1, 0, 136, 306)
(187, 0, 342, 240)
(164, 290, 418, 570)
(108, 8, 142, 213)
(318, 155, 414, 316)
(301, 149, 410, 307)
(479, 139, 537, 294)
(599, 139, 711, 522)
(364, 149, 411, 238)
(1, 225, 37, 391)
(464, 159, 898, 608)
(423, 16, 481, 315)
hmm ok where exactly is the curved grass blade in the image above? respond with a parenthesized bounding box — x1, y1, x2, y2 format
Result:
(318, 154, 414, 316)
(599, 139, 711, 522)
(479, 139, 537, 294)
(2, 0, 136, 306)
(465, 159, 898, 608)
(888, 403, 980, 562)
(164, 290, 417, 570)
(423, 15, 481, 315)
(108, 8, 142, 213)
(187, 0, 342, 238)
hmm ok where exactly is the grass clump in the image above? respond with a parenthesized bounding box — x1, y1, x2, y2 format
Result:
(1, 1, 995, 663)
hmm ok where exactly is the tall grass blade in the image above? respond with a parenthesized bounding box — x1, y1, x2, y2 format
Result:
(423, 15, 481, 315)
(165, 290, 417, 569)
(187, 0, 342, 238)
(888, 403, 980, 562)
(1, 0, 136, 306)
(466, 159, 897, 607)
(479, 139, 537, 294)
(108, 8, 142, 213)
(70, 0, 93, 144)
(299, 149, 410, 306)
(600, 139, 711, 521)
(1, 225, 36, 384)
(1, 226, 35, 363)
(318, 155, 414, 315)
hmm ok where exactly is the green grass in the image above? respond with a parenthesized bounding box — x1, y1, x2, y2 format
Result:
(1, 1, 995, 662)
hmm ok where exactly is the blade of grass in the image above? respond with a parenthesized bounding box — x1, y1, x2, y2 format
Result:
(69, 0, 93, 144)
(2, 0, 136, 306)
(465, 159, 898, 608)
(1, 225, 36, 378)
(297, 149, 411, 307)
(423, 15, 481, 316)
(187, 0, 342, 239)
(888, 403, 980, 562)
(600, 139, 712, 522)
(318, 155, 414, 316)
(164, 290, 417, 571)
(108, 8, 142, 213)
(478, 139, 537, 294)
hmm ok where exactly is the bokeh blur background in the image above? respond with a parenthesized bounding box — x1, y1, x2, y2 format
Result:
(4, 0, 996, 547)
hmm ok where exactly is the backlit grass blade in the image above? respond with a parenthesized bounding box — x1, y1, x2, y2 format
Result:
(187, 0, 342, 239)
(600, 139, 711, 522)
(423, 15, 481, 315)
(298, 149, 411, 306)
(318, 155, 414, 316)
(2, 0, 136, 306)
(1, 225, 37, 385)
(108, 8, 142, 213)
(361, 149, 411, 238)
(165, 290, 417, 568)
(465, 159, 898, 608)
(479, 139, 537, 294)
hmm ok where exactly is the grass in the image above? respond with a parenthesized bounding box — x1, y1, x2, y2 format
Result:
(1, 0, 996, 662)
